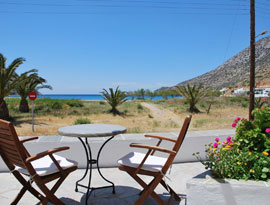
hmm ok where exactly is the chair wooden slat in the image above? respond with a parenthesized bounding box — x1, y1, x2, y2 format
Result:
(0, 128, 13, 135)
(0, 137, 15, 147)
(0, 145, 26, 168)
(0, 123, 9, 130)
(0, 145, 20, 156)
(0, 132, 13, 139)
(8, 157, 26, 168)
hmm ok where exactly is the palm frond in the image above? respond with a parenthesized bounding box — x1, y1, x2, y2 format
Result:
(176, 84, 206, 113)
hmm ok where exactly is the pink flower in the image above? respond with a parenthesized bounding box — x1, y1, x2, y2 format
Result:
(229, 141, 234, 145)
(227, 136, 232, 141)
(215, 138, 220, 142)
(232, 122, 237, 127)
(217, 158, 221, 161)
(262, 97, 266, 101)
(213, 143, 219, 148)
(266, 128, 270, 133)
(241, 118, 245, 121)
(234, 117, 241, 122)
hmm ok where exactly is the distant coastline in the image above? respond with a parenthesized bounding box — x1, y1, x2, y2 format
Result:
(8, 94, 181, 101)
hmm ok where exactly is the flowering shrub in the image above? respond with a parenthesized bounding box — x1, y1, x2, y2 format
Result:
(194, 107, 270, 181)
(254, 97, 268, 109)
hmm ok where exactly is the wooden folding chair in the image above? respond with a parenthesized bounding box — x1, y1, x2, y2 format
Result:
(118, 115, 192, 205)
(0, 119, 78, 205)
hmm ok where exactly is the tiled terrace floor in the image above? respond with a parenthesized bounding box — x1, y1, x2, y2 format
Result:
(0, 162, 204, 204)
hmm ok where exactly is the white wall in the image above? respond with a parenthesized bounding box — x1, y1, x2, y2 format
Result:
(0, 129, 235, 172)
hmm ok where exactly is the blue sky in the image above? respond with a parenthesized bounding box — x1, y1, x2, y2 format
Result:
(1, 0, 270, 94)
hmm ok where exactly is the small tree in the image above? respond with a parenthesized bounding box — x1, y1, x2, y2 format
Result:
(101, 86, 127, 115)
(176, 84, 207, 113)
(0, 53, 25, 120)
(136, 88, 145, 100)
(145, 89, 156, 100)
(158, 90, 169, 100)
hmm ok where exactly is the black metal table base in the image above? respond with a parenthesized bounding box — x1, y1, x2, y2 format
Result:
(75, 136, 116, 204)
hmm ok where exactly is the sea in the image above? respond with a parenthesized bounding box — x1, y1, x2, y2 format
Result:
(8, 94, 180, 101)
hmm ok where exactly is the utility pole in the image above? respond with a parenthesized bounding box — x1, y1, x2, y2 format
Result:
(249, 0, 255, 121)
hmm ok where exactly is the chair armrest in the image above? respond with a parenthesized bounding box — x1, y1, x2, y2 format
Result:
(130, 143, 176, 155)
(20, 136, 39, 143)
(144, 134, 177, 143)
(26, 146, 70, 163)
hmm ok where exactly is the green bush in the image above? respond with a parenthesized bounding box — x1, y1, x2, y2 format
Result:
(200, 103, 206, 108)
(241, 102, 248, 108)
(66, 100, 83, 107)
(254, 97, 268, 109)
(51, 102, 62, 110)
(228, 96, 249, 103)
(137, 103, 143, 110)
(74, 118, 91, 125)
(194, 107, 270, 181)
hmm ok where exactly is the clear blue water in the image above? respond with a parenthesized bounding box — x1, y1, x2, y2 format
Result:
(37, 94, 181, 101)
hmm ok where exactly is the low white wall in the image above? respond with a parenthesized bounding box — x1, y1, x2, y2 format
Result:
(0, 129, 234, 172)
(187, 171, 270, 205)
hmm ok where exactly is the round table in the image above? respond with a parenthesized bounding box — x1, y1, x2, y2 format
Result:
(58, 124, 126, 204)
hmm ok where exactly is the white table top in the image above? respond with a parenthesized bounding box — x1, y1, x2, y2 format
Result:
(58, 124, 126, 138)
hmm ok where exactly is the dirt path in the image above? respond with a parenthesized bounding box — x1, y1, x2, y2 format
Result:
(141, 102, 182, 125)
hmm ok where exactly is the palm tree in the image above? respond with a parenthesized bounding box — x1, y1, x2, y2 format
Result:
(100, 86, 127, 115)
(0, 53, 25, 120)
(15, 70, 52, 112)
(175, 84, 206, 113)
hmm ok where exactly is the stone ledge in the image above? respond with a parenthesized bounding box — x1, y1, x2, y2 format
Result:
(187, 171, 270, 205)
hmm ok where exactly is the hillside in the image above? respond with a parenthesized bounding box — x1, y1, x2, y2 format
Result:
(175, 36, 270, 90)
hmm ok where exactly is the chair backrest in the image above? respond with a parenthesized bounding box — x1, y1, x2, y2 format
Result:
(162, 115, 192, 173)
(0, 119, 28, 170)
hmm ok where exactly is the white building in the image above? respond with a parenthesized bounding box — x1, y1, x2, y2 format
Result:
(233, 88, 248, 95)
(255, 88, 270, 97)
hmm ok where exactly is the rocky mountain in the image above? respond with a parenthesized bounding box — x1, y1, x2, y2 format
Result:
(175, 36, 270, 90)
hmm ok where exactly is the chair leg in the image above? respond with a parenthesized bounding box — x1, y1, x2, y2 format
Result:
(126, 170, 165, 205)
(36, 176, 66, 205)
(135, 175, 165, 205)
(38, 183, 65, 205)
(160, 180, 181, 201)
(11, 171, 44, 204)
(50, 174, 68, 194)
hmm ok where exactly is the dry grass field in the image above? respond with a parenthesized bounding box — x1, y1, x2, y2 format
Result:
(6, 97, 250, 136)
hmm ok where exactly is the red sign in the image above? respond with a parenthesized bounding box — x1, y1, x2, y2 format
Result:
(28, 92, 37, 101)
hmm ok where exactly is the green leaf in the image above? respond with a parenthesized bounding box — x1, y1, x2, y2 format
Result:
(261, 173, 267, 179)
(262, 167, 270, 173)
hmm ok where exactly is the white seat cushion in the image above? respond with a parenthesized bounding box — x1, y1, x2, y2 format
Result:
(118, 152, 167, 172)
(15, 154, 78, 177)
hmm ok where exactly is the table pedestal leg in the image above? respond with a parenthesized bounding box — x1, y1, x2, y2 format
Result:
(75, 136, 116, 204)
